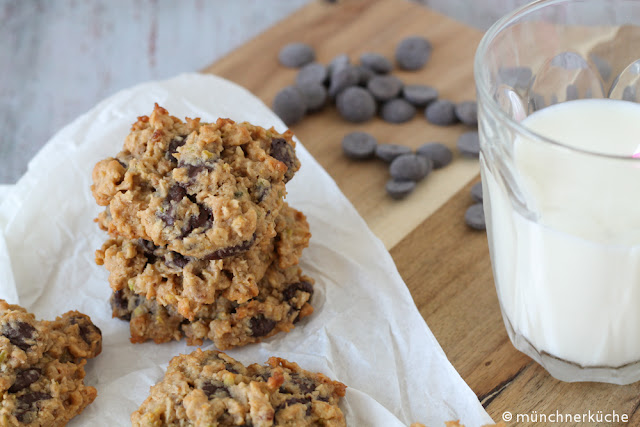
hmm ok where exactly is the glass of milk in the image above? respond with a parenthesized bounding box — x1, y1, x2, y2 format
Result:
(475, 0, 640, 384)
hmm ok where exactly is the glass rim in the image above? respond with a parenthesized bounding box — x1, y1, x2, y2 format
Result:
(474, 0, 640, 162)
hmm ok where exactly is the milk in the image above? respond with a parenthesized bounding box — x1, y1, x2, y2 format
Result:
(482, 99, 640, 368)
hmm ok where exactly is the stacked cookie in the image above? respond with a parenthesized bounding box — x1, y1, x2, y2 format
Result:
(92, 104, 314, 349)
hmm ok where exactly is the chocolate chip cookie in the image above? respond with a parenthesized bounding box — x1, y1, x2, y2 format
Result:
(91, 104, 300, 260)
(96, 203, 311, 320)
(110, 262, 314, 349)
(131, 349, 346, 426)
(0, 301, 102, 425)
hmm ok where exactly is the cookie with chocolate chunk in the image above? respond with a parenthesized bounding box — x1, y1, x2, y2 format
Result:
(131, 349, 346, 426)
(111, 263, 314, 349)
(0, 300, 101, 425)
(96, 203, 310, 319)
(91, 104, 300, 260)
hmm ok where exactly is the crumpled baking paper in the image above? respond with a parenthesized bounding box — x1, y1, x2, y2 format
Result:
(0, 73, 492, 426)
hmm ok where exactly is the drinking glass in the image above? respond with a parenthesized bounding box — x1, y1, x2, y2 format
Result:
(475, 0, 640, 384)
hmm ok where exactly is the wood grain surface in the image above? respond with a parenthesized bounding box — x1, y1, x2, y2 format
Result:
(204, 0, 640, 425)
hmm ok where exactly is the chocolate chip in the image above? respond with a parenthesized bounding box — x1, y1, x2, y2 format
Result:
(70, 316, 99, 345)
(224, 363, 239, 374)
(425, 99, 458, 126)
(590, 54, 611, 81)
(165, 252, 189, 269)
(296, 62, 328, 86)
(2, 322, 36, 351)
(465, 203, 486, 230)
(167, 135, 187, 162)
(270, 138, 297, 182)
(202, 382, 230, 398)
(566, 84, 579, 101)
(138, 241, 156, 256)
(9, 369, 40, 393)
(359, 52, 393, 74)
(203, 234, 256, 260)
(277, 397, 312, 415)
(187, 165, 210, 179)
(623, 85, 636, 102)
(551, 51, 588, 70)
(179, 203, 212, 238)
(157, 206, 176, 226)
(328, 65, 360, 97)
(283, 281, 314, 301)
(342, 131, 377, 160)
(457, 131, 480, 158)
(402, 84, 438, 107)
(111, 290, 128, 311)
(375, 144, 412, 162)
(454, 101, 478, 126)
(278, 43, 315, 68)
(385, 179, 416, 200)
(273, 86, 306, 126)
(498, 66, 533, 90)
(291, 375, 316, 394)
(167, 185, 187, 203)
(416, 143, 453, 169)
(471, 181, 483, 203)
(328, 53, 350, 76)
(252, 180, 271, 203)
(395, 36, 432, 70)
(355, 65, 375, 85)
(15, 391, 51, 422)
(336, 87, 377, 123)
(390, 154, 431, 182)
(367, 75, 403, 102)
(249, 314, 276, 337)
(380, 99, 416, 123)
(189, 205, 212, 231)
(297, 82, 327, 112)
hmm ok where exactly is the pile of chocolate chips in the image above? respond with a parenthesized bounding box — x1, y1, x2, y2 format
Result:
(274, 37, 443, 125)
(275, 37, 483, 230)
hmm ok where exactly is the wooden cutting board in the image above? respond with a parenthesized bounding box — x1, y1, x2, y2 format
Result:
(204, 0, 640, 425)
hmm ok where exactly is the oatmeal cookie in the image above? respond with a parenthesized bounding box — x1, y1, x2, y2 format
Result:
(131, 349, 346, 426)
(91, 104, 300, 260)
(96, 203, 311, 318)
(0, 301, 101, 425)
(110, 263, 314, 349)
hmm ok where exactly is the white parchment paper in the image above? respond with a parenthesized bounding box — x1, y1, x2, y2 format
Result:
(0, 73, 492, 426)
